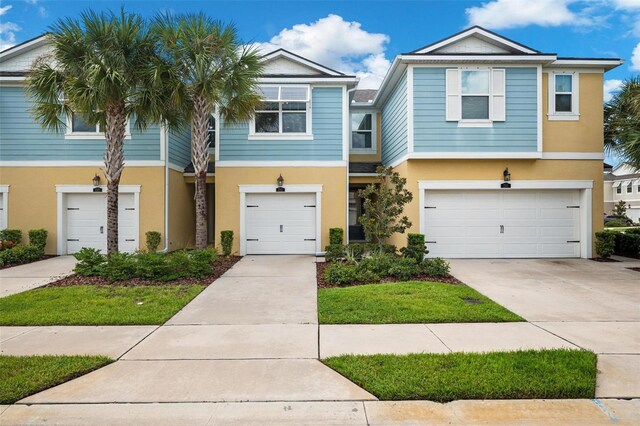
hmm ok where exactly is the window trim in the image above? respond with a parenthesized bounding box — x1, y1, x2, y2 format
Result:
(459, 68, 491, 125)
(627, 182, 633, 194)
(249, 84, 313, 140)
(349, 110, 377, 154)
(548, 71, 579, 121)
(65, 112, 131, 140)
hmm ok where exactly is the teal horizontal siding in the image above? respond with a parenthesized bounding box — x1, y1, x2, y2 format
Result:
(413, 67, 538, 152)
(168, 125, 191, 168)
(218, 86, 343, 161)
(381, 72, 408, 164)
(0, 86, 161, 161)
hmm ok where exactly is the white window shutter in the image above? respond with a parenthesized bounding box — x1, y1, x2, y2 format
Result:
(491, 69, 506, 121)
(445, 69, 460, 121)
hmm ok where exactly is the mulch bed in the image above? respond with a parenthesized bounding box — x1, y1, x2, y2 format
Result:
(315, 261, 462, 289)
(0, 255, 56, 270)
(590, 257, 620, 263)
(46, 255, 242, 287)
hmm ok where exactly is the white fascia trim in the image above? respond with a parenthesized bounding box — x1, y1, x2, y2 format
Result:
(541, 152, 604, 160)
(551, 59, 623, 69)
(400, 54, 557, 63)
(413, 28, 538, 55)
(216, 161, 346, 168)
(239, 184, 323, 193)
(0, 160, 165, 167)
(543, 67, 604, 74)
(0, 76, 26, 82)
(349, 173, 377, 177)
(0, 35, 48, 59)
(261, 50, 344, 76)
(55, 184, 141, 193)
(258, 77, 357, 84)
(418, 180, 593, 190)
(406, 65, 414, 153)
(167, 162, 184, 172)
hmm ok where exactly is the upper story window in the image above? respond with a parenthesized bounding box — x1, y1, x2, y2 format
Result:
(548, 72, 579, 121)
(350, 112, 376, 153)
(616, 183, 622, 194)
(208, 114, 216, 148)
(251, 85, 312, 139)
(627, 182, 633, 194)
(65, 112, 130, 140)
(446, 67, 505, 127)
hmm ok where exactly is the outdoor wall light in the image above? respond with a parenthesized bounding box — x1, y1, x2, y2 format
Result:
(92, 174, 101, 187)
(503, 168, 511, 182)
(276, 174, 285, 192)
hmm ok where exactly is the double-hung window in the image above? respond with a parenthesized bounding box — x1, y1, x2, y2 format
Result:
(446, 67, 505, 126)
(252, 85, 311, 138)
(350, 112, 376, 153)
(208, 114, 216, 148)
(65, 112, 130, 140)
(548, 72, 579, 120)
(627, 182, 633, 194)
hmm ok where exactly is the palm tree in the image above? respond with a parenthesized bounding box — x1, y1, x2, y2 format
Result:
(605, 76, 640, 168)
(152, 13, 263, 249)
(27, 9, 168, 254)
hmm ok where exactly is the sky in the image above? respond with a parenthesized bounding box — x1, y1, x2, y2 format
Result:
(1, 0, 638, 163)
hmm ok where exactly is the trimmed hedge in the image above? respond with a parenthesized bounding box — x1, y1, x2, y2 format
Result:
(595, 231, 616, 258)
(400, 233, 429, 262)
(28, 229, 48, 251)
(220, 230, 234, 256)
(145, 231, 161, 252)
(0, 246, 43, 267)
(596, 229, 640, 259)
(73, 248, 219, 282)
(0, 229, 22, 245)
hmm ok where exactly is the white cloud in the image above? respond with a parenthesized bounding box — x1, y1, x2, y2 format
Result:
(466, 0, 591, 29)
(38, 6, 47, 17)
(604, 79, 623, 102)
(25, 0, 38, 4)
(612, 0, 640, 10)
(257, 14, 391, 89)
(0, 4, 20, 51)
(0, 5, 12, 15)
(631, 41, 640, 70)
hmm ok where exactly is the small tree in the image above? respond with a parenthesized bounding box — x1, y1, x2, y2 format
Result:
(358, 166, 413, 253)
(612, 200, 629, 218)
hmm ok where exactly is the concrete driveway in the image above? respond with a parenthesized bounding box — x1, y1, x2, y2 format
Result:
(450, 257, 640, 399)
(0, 256, 76, 297)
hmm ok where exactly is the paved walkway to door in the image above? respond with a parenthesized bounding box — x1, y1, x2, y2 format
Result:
(0, 256, 76, 297)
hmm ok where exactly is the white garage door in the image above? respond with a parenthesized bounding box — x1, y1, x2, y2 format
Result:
(0, 193, 5, 230)
(245, 193, 317, 254)
(424, 190, 581, 258)
(66, 193, 138, 254)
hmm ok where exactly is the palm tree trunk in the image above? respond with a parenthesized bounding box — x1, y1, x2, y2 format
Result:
(104, 102, 127, 255)
(192, 95, 211, 250)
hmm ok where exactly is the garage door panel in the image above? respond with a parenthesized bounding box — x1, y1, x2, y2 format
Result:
(424, 189, 581, 259)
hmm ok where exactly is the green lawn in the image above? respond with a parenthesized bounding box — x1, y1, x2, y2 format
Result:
(0, 285, 205, 326)
(323, 350, 596, 402)
(318, 281, 523, 324)
(0, 355, 112, 404)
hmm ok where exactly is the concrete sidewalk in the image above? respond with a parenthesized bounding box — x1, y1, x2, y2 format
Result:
(0, 256, 76, 297)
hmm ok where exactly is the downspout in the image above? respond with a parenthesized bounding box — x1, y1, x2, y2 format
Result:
(162, 123, 170, 253)
(345, 86, 359, 247)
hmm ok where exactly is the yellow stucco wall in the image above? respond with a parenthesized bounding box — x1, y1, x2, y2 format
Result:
(0, 166, 165, 254)
(168, 168, 196, 251)
(389, 159, 603, 252)
(542, 72, 604, 153)
(349, 112, 382, 163)
(214, 166, 347, 254)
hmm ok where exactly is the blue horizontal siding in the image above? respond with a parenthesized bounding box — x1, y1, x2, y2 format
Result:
(381, 72, 408, 164)
(0, 86, 161, 161)
(168, 125, 191, 167)
(413, 67, 538, 152)
(218, 86, 343, 161)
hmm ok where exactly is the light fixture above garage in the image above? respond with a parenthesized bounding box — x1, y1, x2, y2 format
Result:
(501, 168, 511, 189)
(92, 174, 102, 192)
(276, 174, 285, 192)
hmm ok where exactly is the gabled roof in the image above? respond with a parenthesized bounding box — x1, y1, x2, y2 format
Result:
(0, 33, 49, 61)
(407, 26, 541, 55)
(261, 48, 346, 77)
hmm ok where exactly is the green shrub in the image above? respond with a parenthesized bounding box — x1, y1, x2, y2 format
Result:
(400, 233, 428, 262)
(324, 262, 359, 286)
(324, 244, 345, 263)
(135, 252, 176, 281)
(220, 230, 234, 256)
(344, 243, 366, 262)
(145, 231, 162, 252)
(102, 253, 137, 282)
(329, 228, 344, 245)
(618, 233, 640, 258)
(595, 231, 617, 258)
(0, 245, 43, 266)
(358, 254, 396, 276)
(421, 258, 450, 277)
(73, 248, 106, 276)
(388, 257, 420, 280)
(605, 219, 628, 228)
(625, 228, 640, 236)
(189, 248, 217, 277)
(0, 229, 22, 245)
(168, 250, 192, 279)
(27, 229, 48, 251)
